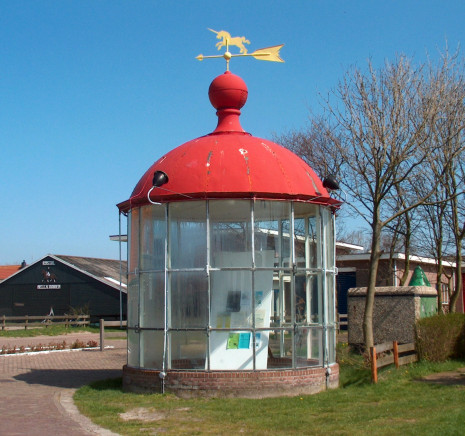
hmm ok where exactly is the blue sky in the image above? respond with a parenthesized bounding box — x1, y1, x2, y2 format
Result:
(1, 1, 464, 264)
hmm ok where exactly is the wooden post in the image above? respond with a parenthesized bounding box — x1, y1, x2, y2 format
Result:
(393, 341, 399, 368)
(2, 315, 5, 331)
(370, 346, 378, 383)
(100, 319, 105, 351)
(25, 315, 28, 330)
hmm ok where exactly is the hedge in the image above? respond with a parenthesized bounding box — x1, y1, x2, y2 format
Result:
(415, 313, 465, 362)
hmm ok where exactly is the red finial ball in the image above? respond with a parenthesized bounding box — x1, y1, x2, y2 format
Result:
(209, 71, 248, 110)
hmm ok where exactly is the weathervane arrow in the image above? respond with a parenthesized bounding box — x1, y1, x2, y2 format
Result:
(196, 29, 284, 70)
(250, 44, 284, 62)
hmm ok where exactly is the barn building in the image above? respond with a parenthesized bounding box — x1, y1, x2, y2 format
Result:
(0, 254, 127, 322)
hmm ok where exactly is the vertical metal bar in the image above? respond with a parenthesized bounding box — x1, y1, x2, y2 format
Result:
(163, 204, 169, 376)
(321, 208, 328, 369)
(330, 211, 337, 364)
(278, 213, 285, 357)
(305, 215, 312, 359)
(206, 200, 211, 371)
(137, 209, 142, 366)
(290, 202, 296, 368)
(119, 211, 123, 328)
(251, 200, 256, 370)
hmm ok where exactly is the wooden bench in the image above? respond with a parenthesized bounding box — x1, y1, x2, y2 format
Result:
(370, 341, 418, 383)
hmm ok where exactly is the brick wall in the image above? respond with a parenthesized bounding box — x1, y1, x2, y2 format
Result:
(123, 364, 339, 398)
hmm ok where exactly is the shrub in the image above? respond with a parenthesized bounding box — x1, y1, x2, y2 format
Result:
(71, 339, 86, 349)
(415, 313, 465, 362)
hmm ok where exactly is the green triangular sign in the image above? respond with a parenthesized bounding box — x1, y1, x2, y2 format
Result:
(408, 266, 431, 286)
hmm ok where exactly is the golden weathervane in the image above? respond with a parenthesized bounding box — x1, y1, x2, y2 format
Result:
(196, 29, 284, 71)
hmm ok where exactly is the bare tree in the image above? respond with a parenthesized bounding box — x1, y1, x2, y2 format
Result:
(416, 183, 453, 312)
(444, 155, 465, 312)
(417, 49, 465, 312)
(279, 52, 465, 350)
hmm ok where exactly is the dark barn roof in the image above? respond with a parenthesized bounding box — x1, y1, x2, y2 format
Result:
(54, 255, 127, 291)
(1, 254, 127, 292)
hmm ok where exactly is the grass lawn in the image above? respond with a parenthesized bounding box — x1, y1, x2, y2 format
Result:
(0, 325, 101, 338)
(0, 325, 128, 340)
(74, 344, 465, 435)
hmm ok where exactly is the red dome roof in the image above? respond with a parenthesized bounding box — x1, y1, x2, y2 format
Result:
(118, 71, 339, 212)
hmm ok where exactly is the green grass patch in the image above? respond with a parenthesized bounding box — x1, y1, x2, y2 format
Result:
(0, 325, 100, 338)
(74, 345, 465, 436)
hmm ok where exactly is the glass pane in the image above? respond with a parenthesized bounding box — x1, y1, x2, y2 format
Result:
(296, 327, 321, 367)
(295, 274, 307, 324)
(294, 217, 306, 268)
(254, 200, 291, 268)
(271, 276, 284, 327)
(140, 205, 166, 271)
(169, 272, 208, 328)
(267, 329, 293, 369)
(169, 202, 207, 269)
(169, 331, 207, 369)
(307, 215, 318, 269)
(323, 208, 335, 269)
(128, 329, 140, 367)
(272, 278, 293, 326)
(326, 273, 335, 324)
(280, 219, 291, 268)
(127, 274, 139, 328)
(327, 327, 336, 364)
(210, 270, 252, 329)
(128, 208, 139, 274)
(209, 330, 254, 369)
(139, 272, 164, 329)
(210, 200, 252, 268)
(295, 273, 321, 325)
(253, 269, 274, 330)
(309, 273, 322, 324)
(140, 330, 164, 370)
(293, 202, 318, 216)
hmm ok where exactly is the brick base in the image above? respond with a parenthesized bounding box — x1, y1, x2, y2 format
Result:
(123, 364, 339, 398)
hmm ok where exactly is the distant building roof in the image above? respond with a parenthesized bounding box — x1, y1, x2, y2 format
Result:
(53, 255, 127, 290)
(0, 265, 22, 281)
(337, 252, 457, 268)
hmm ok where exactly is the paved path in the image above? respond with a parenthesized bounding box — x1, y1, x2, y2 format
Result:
(0, 333, 126, 435)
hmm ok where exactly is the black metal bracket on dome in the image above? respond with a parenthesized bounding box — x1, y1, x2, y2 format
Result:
(147, 171, 169, 205)
(196, 29, 284, 71)
(153, 170, 169, 187)
(322, 175, 340, 191)
(147, 170, 194, 205)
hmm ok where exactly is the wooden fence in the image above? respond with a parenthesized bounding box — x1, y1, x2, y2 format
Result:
(99, 319, 127, 351)
(370, 341, 418, 383)
(1, 314, 90, 330)
(337, 313, 348, 331)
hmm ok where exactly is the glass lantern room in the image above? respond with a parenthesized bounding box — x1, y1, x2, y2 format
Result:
(118, 71, 340, 395)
